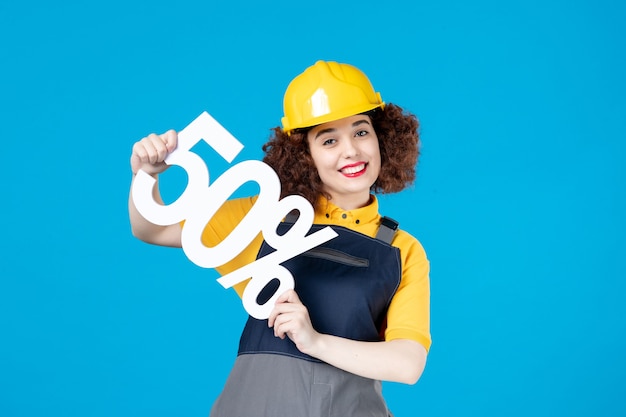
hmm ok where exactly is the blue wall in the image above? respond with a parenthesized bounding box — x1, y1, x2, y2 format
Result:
(2, 0, 624, 415)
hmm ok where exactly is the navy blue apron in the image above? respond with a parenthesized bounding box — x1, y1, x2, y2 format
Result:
(210, 217, 402, 417)
(238, 217, 402, 361)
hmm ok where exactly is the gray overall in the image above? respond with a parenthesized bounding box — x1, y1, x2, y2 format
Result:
(210, 218, 401, 417)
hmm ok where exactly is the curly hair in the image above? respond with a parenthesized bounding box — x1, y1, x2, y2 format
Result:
(262, 103, 420, 208)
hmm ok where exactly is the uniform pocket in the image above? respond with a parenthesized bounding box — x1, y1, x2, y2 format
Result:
(310, 381, 332, 417)
(303, 247, 369, 267)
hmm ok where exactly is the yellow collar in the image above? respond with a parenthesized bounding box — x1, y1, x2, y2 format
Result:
(314, 195, 380, 227)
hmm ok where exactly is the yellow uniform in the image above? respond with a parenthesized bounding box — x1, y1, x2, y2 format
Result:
(201, 195, 431, 351)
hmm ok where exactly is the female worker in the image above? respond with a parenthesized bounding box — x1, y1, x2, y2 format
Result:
(129, 60, 431, 417)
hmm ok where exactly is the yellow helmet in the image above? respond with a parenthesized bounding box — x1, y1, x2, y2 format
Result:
(281, 60, 385, 133)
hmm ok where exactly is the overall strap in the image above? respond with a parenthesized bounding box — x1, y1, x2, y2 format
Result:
(375, 216, 399, 244)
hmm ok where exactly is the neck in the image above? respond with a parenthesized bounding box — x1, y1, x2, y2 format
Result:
(326, 193, 372, 211)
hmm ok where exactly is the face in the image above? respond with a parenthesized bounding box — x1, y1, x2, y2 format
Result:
(307, 114, 381, 210)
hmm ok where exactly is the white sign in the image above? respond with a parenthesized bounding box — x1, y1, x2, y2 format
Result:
(132, 112, 338, 319)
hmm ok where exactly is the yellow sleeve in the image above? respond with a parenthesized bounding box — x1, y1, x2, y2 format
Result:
(384, 230, 432, 352)
(199, 196, 264, 298)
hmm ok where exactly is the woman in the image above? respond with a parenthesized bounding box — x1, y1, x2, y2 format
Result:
(129, 60, 431, 416)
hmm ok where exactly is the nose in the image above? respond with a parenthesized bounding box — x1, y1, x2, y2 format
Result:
(341, 137, 359, 158)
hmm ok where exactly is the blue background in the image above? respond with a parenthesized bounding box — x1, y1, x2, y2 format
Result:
(2, 0, 625, 416)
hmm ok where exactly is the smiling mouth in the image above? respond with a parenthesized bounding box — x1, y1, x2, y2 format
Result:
(340, 163, 367, 177)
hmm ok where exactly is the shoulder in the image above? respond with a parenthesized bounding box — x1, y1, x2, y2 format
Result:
(202, 196, 259, 241)
(209, 196, 259, 221)
(391, 228, 429, 277)
(392, 229, 427, 259)
(222, 195, 258, 211)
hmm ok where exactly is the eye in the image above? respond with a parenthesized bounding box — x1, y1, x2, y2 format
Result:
(355, 129, 369, 137)
(322, 138, 337, 146)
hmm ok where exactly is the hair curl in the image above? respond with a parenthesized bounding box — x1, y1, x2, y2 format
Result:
(262, 103, 420, 208)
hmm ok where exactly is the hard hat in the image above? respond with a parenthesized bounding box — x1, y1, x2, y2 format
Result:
(281, 60, 385, 133)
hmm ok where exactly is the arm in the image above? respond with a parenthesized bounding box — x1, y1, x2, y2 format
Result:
(268, 290, 427, 384)
(128, 130, 182, 247)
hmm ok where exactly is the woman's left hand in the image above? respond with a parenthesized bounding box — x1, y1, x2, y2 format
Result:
(267, 289, 320, 354)
(267, 289, 427, 384)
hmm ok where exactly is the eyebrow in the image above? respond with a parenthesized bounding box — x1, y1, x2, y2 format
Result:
(314, 119, 372, 140)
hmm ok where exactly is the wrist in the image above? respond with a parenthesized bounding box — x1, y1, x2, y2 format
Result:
(304, 332, 328, 358)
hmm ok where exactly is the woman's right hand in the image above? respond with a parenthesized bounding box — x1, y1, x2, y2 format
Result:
(130, 130, 178, 176)
(128, 129, 182, 247)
